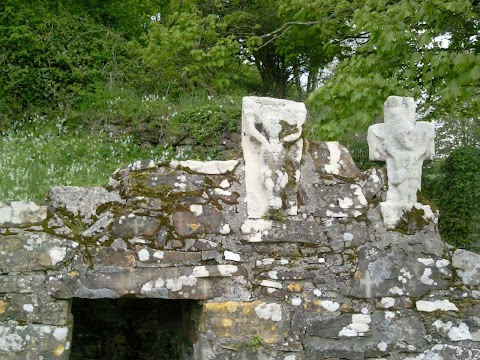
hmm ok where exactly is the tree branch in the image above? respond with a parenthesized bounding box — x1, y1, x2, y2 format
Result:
(258, 26, 292, 49)
(258, 20, 326, 39)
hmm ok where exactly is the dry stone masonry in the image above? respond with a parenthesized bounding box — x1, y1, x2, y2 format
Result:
(0, 96, 479, 360)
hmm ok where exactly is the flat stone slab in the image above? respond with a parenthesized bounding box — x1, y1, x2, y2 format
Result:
(452, 249, 480, 286)
(0, 202, 47, 226)
(48, 186, 124, 224)
(241, 219, 327, 245)
(169, 160, 239, 174)
(351, 245, 450, 298)
(0, 322, 71, 359)
(48, 266, 247, 300)
(0, 233, 78, 272)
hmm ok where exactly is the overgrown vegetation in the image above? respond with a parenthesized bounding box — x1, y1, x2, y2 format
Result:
(423, 147, 480, 251)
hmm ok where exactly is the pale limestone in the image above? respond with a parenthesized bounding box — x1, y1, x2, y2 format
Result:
(368, 96, 435, 228)
(242, 96, 306, 218)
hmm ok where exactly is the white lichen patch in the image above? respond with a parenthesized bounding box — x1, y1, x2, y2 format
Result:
(388, 287, 404, 295)
(398, 268, 413, 284)
(254, 302, 282, 322)
(22, 304, 34, 312)
(313, 289, 322, 297)
(343, 233, 354, 241)
(217, 265, 239, 276)
(384, 311, 395, 319)
(377, 342, 388, 352)
(0, 202, 46, 225)
(287, 204, 298, 216)
(291, 297, 302, 306)
(189, 204, 203, 216)
(166, 275, 197, 292)
(433, 320, 472, 341)
(214, 188, 232, 197)
(260, 280, 283, 289)
(416, 299, 459, 312)
(241, 219, 272, 242)
(420, 268, 436, 285)
(267, 271, 278, 279)
(338, 314, 371, 337)
(224, 251, 241, 262)
(380, 297, 395, 309)
(324, 142, 342, 175)
(137, 248, 150, 262)
(436, 259, 449, 268)
(192, 266, 210, 278)
(153, 251, 164, 259)
(338, 197, 354, 209)
(417, 257, 434, 266)
(0, 326, 25, 351)
(220, 179, 231, 188)
(49, 247, 67, 266)
(169, 160, 239, 174)
(321, 300, 340, 312)
(353, 186, 368, 206)
(256, 258, 275, 266)
(326, 210, 348, 218)
(219, 224, 231, 235)
(53, 327, 69, 342)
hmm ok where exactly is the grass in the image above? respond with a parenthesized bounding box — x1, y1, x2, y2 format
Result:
(0, 115, 181, 204)
(0, 89, 244, 204)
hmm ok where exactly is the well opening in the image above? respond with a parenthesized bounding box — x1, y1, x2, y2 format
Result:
(69, 298, 201, 360)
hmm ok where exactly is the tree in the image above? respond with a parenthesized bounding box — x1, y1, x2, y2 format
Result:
(139, 0, 241, 95)
(139, 0, 361, 98)
(307, 0, 480, 139)
(0, 0, 165, 125)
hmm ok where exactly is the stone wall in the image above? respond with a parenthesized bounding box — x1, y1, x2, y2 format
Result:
(0, 97, 479, 360)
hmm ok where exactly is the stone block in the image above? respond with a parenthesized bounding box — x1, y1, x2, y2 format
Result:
(48, 266, 248, 300)
(0, 322, 71, 359)
(201, 301, 289, 345)
(125, 170, 206, 197)
(0, 294, 69, 326)
(306, 141, 363, 179)
(172, 204, 227, 236)
(0, 202, 47, 227)
(0, 233, 78, 272)
(452, 249, 480, 286)
(0, 274, 46, 294)
(351, 245, 450, 298)
(241, 219, 327, 245)
(111, 214, 161, 239)
(48, 186, 124, 224)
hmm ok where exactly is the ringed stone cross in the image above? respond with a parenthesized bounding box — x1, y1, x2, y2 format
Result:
(368, 96, 435, 228)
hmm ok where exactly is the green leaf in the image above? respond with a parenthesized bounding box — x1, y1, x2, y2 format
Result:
(471, 65, 480, 81)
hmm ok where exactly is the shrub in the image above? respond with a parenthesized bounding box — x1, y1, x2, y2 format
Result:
(434, 146, 480, 250)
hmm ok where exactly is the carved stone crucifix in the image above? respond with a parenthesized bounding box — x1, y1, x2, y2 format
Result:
(368, 96, 435, 228)
(242, 97, 307, 219)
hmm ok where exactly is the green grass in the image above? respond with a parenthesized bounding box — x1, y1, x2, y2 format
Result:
(0, 90, 244, 204)
(0, 115, 179, 203)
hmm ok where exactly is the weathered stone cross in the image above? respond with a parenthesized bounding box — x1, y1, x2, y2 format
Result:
(242, 97, 307, 219)
(368, 96, 435, 228)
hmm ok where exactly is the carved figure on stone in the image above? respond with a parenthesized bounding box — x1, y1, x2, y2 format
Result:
(368, 96, 435, 228)
(242, 97, 307, 218)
